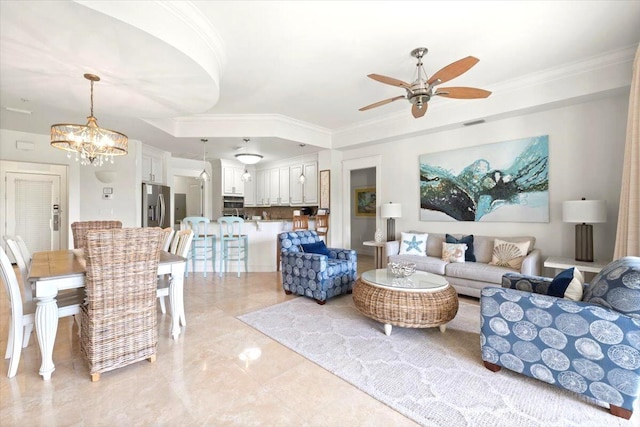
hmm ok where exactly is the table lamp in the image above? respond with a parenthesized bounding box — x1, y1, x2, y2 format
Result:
(381, 202, 402, 242)
(562, 198, 606, 262)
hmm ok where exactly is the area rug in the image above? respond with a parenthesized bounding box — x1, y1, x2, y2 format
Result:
(238, 297, 638, 427)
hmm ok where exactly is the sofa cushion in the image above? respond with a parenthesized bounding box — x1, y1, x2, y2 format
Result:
(399, 232, 428, 256)
(388, 254, 448, 275)
(442, 242, 467, 263)
(446, 234, 476, 262)
(474, 235, 536, 263)
(582, 256, 640, 319)
(549, 267, 584, 301)
(445, 262, 516, 284)
(489, 239, 530, 270)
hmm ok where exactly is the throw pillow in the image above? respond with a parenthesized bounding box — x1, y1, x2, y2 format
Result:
(399, 232, 428, 256)
(300, 241, 331, 256)
(445, 234, 476, 262)
(489, 239, 530, 270)
(582, 257, 640, 319)
(548, 267, 584, 301)
(442, 242, 467, 263)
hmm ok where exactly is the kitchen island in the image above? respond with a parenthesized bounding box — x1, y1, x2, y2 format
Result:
(179, 219, 315, 273)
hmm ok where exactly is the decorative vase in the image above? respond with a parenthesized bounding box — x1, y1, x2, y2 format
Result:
(374, 229, 383, 243)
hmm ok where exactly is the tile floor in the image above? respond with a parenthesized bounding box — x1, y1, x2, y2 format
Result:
(1, 254, 444, 426)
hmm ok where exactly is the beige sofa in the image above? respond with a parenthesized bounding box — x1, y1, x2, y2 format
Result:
(384, 232, 541, 298)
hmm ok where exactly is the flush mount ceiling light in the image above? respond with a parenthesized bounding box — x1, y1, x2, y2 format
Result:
(198, 138, 210, 181)
(235, 138, 263, 164)
(50, 73, 128, 166)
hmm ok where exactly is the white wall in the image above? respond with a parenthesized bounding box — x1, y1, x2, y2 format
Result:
(0, 129, 142, 243)
(340, 92, 628, 265)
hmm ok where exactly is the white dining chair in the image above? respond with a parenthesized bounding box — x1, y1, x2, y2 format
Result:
(162, 227, 175, 252)
(4, 236, 33, 302)
(157, 229, 193, 326)
(0, 247, 83, 378)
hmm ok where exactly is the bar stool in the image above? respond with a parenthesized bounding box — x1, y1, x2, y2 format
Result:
(217, 216, 248, 277)
(182, 216, 216, 277)
(315, 214, 329, 243)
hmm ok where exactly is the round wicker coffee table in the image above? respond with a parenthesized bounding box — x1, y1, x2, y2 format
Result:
(353, 269, 459, 336)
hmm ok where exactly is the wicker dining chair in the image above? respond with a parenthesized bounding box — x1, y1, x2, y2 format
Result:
(71, 220, 122, 250)
(80, 227, 164, 381)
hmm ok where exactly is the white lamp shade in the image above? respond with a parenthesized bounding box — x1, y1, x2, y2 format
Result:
(381, 202, 402, 218)
(562, 200, 607, 223)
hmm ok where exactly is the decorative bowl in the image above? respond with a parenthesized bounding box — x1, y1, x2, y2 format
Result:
(387, 262, 416, 278)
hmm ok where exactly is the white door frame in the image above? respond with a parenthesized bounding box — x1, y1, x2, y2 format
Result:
(341, 155, 382, 249)
(0, 160, 69, 252)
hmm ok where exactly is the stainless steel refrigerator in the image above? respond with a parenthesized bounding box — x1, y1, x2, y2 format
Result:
(142, 183, 171, 227)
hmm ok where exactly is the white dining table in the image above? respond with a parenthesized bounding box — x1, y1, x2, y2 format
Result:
(28, 249, 186, 380)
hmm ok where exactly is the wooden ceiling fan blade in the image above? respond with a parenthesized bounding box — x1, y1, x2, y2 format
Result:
(427, 56, 479, 85)
(367, 74, 411, 89)
(359, 95, 405, 111)
(435, 87, 492, 99)
(411, 103, 428, 118)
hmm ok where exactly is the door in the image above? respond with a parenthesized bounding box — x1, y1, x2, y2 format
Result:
(5, 172, 62, 254)
(175, 193, 187, 224)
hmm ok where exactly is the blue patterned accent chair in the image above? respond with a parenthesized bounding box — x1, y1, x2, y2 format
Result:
(279, 231, 357, 305)
(480, 256, 640, 419)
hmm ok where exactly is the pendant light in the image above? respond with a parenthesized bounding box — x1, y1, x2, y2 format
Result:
(50, 73, 128, 166)
(198, 138, 210, 181)
(297, 143, 306, 183)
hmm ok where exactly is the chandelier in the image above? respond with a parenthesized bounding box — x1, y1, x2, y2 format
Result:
(198, 139, 211, 181)
(50, 74, 128, 166)
(235, 138, 263, 164)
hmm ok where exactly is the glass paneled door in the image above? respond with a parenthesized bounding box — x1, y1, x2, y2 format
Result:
(5, 172, 62, 255)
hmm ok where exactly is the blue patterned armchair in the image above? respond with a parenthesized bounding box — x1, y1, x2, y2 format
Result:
(279, 231, 357, 304)
(480, 256, 640, 419)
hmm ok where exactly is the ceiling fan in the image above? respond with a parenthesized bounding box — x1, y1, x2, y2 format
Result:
(359, 47, 491, 118)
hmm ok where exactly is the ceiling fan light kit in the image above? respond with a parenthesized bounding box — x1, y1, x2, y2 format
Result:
(360, 47, 491, 119)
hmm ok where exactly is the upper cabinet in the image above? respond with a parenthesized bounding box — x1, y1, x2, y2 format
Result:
(251, 154, 318, 207)
(223, 166, 244, 196)
(141, 145, 165, 184)
(290, 161, 317, 205)
(244, 168, 256, 207)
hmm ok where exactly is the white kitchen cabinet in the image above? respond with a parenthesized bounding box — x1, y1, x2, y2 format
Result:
(302, 161, 318, 204)
(289, 162, 317, 205)
(142, 152, 164, 184)
(289, 164, 304, 205)
(269, 167, 280, 205)
(243, 171, 256, 207)
(278, 166, 290, 205)
(255, 169, 270, 206)
(223, 166, 244, 196)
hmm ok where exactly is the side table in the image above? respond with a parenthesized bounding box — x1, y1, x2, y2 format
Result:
(363, 240, 386, 269)
(544, 256, 609, 274)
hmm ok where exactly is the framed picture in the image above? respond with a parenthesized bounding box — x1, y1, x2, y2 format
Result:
(355, 187, 376, 217)
(319, 169, 330, 210)
(419, 135, 549, 222)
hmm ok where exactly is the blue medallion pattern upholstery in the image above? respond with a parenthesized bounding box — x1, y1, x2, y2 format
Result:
(480, 256, 640, 419)
(279, 231, 357, 304)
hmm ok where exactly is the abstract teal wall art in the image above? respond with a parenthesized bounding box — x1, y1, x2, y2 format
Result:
(419, 135, 549, 222)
